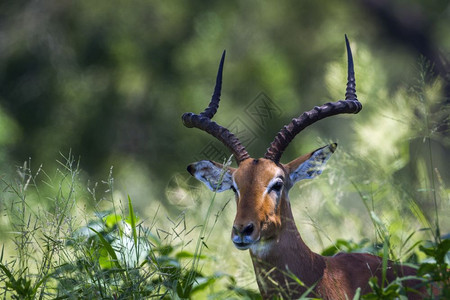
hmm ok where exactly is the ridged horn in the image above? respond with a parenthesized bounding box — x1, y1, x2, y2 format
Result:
(264, 35, 362, 163)
(182, 51, 251, 164)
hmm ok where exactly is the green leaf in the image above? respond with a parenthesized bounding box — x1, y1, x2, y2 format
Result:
(103, 214, 122, 228)
(175, 250, 206, 260)
(417, 262, 437, 276)
(0, 263, 14, 280)
(158, 245, 173, 256)
(89, 227, 122, 269)
(176, 280, 192, 298)
(191, 276, 217, 293)
(435, 239, 450, 263)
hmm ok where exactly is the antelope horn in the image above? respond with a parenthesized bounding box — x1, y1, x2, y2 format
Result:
(182, 51, 251, 164)
(345, 35, 357, 100)
(264, 35, 362, 163)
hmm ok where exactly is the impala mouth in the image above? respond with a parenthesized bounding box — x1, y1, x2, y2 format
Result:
(233, 241, 253, 250)
(232, 235, 260, 250)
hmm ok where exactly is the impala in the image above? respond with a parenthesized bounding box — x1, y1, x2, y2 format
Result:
(182, 37, 425, 299)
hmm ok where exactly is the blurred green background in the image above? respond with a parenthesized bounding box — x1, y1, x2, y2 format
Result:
(0, 1, 449, 295)
(0, 0, 449, 239)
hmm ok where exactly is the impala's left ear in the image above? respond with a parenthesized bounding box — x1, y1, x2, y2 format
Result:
(284, 143, 337, 184)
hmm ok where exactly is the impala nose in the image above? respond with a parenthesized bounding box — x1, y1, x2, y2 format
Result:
(233, 222, 254, 236)
(232, 222, 255, 249)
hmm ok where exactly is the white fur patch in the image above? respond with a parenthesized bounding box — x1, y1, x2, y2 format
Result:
(231, 176, 240, 198)
(249, 240, 274, 258)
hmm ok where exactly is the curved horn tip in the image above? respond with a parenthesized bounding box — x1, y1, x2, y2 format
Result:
(217, 50, 226, 81)
(344, 35, 354, 67)
(200, 50, 227, 119)
(218, 50, 226, 71)
(344, 34, 351, 52)
(217, 51, 226, 72)
(344, 35, 358, 101)
(182, 50, 251, 165)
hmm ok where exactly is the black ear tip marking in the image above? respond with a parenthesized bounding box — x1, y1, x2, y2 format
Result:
(187, 164, 195, 175)
(330, 143, 338, 153)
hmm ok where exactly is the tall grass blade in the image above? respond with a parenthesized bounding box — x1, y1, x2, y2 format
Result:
(128, 195, 139, 265)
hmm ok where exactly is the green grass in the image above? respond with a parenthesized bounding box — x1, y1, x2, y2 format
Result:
(0, 155, 259, 299)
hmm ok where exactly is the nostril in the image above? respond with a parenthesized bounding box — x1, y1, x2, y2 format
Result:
(232, 225, 240, 235)
(242, 223, 254, 236)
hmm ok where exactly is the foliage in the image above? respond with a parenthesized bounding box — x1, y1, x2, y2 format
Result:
(321, 238, 383, 257)
(319, 235, 450, 299)
(0, 155, 258, 299)
(417, 238, 450, 298)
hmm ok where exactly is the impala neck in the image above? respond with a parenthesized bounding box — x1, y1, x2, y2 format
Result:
(249, 194, 326, 298)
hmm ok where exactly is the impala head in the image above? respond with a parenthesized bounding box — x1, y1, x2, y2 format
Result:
(182, 36, 361, 251)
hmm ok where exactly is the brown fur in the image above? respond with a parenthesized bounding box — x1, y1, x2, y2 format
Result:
(237, 157, 426, 299)
(247, 185, 425, 299)
(189, 153, 430, 299)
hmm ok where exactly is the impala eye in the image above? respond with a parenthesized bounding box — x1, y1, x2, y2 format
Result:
(269, 180, 283, 193)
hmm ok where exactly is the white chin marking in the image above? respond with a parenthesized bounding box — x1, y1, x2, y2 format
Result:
(249, 240, 273, 258)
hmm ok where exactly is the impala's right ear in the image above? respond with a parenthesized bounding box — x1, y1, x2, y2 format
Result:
(187, 160, 236, 192)
(285, 143, 337, 184)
